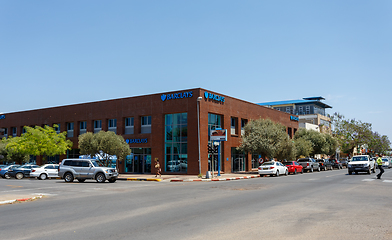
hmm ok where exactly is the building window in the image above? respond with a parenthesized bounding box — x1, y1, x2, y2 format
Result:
(241, 119, 248, 136)
(54, 124, 60, 134)
(298, 106, 303, 115)
(231, 117, 238, 135)
(165, 113, 187, 173)
(94, 120, 102, 133)
(141, 116, 151, 134)
(306, 106, 310, 114)
(67, 122, 74, 138)
(2, 128, 8, 138)
(125, 117, 134, 134)
(275, 107, 280, 111)
(22, 127, 27, 134)
(80, 121, 87, 135)
(108, 119, 117, 134)
(286, 107, 291, 113)
(12, 127, 17, 137)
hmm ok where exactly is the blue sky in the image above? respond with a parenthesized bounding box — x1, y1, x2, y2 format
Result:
(1, 1, 391, 142)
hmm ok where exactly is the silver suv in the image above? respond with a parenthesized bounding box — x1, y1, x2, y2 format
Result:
(58, 158, 118, 183)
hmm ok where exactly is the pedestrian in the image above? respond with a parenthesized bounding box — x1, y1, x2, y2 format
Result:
(376, 154, 384, 179)
(154, 158, 161, 178)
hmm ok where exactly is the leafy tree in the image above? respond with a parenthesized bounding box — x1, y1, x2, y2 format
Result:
(5, 125, 73, 164)
(294, 128, 327, 156)
(1, 138, 30, 164)
(237, 118, 293, 160)
(330, 113, 373, 155)
(275, 137, 296, 161)
(78, 131, 131, 167)
(323, 133, 338, 156)
(294, 138, 313, 158)
(368, 132, 391, 156)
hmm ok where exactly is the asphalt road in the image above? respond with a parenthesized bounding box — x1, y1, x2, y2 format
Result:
(1, 168, 392, 240)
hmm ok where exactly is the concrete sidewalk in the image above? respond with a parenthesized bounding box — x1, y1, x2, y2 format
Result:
(117, 172, 260, 182)
(0, 172, 260, 205)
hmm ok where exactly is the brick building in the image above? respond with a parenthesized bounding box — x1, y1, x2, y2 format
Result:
(0, 88, 299, 175)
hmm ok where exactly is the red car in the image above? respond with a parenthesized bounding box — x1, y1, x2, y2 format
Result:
(283, 161, 303, 174)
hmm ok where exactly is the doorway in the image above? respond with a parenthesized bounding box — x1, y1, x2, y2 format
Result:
(125, 148, 151, 173)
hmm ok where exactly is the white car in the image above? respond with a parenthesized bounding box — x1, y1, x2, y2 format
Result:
(382, 158, 390, 168)
(258, 161, 288, 177)
(30, 164, 59, 180)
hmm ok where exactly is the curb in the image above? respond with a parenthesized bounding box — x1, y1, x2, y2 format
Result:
(119, 178, 162, 182)
(0, 195, 43, 206)
(170, 175, 260, 182)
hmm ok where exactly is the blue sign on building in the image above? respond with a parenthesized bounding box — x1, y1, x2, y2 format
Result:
(0, 115, 5, 120)
(161, 91, 193, 101)
(204, 92, 225, 103)
(290, 116, 299, 121)
(126, 138, 148, 144)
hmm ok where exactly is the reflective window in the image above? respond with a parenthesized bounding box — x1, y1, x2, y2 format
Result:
(165, 113, 187, 173)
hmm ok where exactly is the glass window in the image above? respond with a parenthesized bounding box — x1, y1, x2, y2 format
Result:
(165, 113, 187, 173)
(94, 120, 102, 133)
(66, 122, 74, 137)
(80, 121, 87, 135)
(231, 117, 238, 135)
(108, 119, 117, 134)
(141, 116, 151, 134)
(12, 127, 17, 137)
(241, 119, 248, 136)
(54, 124, 60, 134)
(125, 117, 134, 134)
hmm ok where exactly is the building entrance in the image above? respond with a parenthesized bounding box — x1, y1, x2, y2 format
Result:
(125, 148, 151, 173)
(232, 148, 246, 172)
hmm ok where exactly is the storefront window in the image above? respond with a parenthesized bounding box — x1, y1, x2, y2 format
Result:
(208, 113, 223, 171)
(125, 148, 151, 173)
(165, 113, 187, 173)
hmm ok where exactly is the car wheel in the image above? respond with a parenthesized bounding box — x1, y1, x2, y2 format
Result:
(77, 179, 86, 183)
(39, 173, 47, 180)
(259, 174, 263, 177)
(96, 173, 106, 183)
(108, 179, 116, 183)
(355, 171, 358, 175)
(317, 167, 321, 172)
(294, 169, 297, 175)
(4, 173, 10, 179)
(300, 169, 303, 174)
(330, 166, 333, 170)
(64, 172, 74, 182)
(15, 172, 24, 179)
(348, 171, 352, 175)
(310, 167, 314, 173)
(285, 170, 288, 176)
(367, 167, 371, 174)
(275, 170, 280, 177)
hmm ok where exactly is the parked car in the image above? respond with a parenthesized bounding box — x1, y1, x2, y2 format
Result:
(381, 158, 390, 168)
(58, 158, 118, 183)
(316, 159, 333, 171)
(0, 165, 21, 179)
(282, 161, 303, 174)
(30, 164, 59, 180)
(258, 161, 288, 177)
(347, 155, 376, 175)
(330, 159, 343, 169)
(340, 158, 349, 168)
(297, 158, 320, 172)
(8, 164, 39, 179)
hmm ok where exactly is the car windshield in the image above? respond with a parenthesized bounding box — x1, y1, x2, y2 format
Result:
(283, 162, 292, 166)
(297, 159, 309, 162)
(382, 159, 388, 162)
(351, 156, 368, 161)
(262, 162, 274, 166)
(91, 160, 104, 167)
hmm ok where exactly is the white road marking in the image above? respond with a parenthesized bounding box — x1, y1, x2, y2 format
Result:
(362, 179, 375, 182)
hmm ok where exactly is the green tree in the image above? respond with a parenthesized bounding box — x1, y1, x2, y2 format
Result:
(323, 133, 338, 156)
(5, 125, 73, 163)
(78, 131, 131, 167)
(368, 132, 391, 156)
(294, 138, 313, 158)
(237, 118, 293, 160)
(294, 128, 327, 156)
(330, 113, 373, 156)
(1, 137, 30, 164)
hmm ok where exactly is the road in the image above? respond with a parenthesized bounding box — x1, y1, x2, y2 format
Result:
(1, 168, 392, 240)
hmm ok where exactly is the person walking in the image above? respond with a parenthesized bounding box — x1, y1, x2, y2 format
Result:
(154, 158, 161, 178)
(376, 154, 384, 179)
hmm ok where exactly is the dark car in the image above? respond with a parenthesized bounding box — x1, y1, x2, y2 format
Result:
(340, 158, 349, 168)
(316, 159, 333, 171)
(330, 159, 343, 169)
(8, 165, 39, 179)
(0, 165, 21, 179)
(282, 161, 303, 174)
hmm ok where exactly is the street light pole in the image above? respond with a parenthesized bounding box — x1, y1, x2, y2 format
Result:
(197, 96, 202, 176)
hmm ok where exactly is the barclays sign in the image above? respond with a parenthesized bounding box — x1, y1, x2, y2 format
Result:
(204, 92, 225, 103)
(290, 116, 299, 121)
(0, 115, 5, 120)
(126, 138, 148, 144)
(161, 91, 193, 101)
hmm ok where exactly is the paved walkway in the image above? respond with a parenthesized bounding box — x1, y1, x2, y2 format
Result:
(0, 172, 260, 205)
